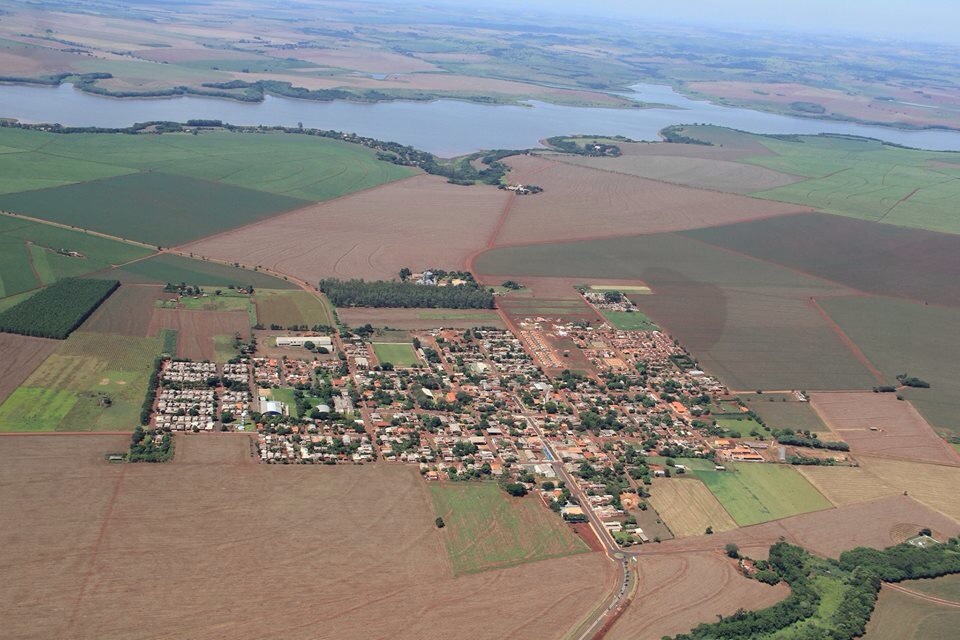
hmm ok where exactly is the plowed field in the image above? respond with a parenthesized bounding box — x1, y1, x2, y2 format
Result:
(0, 332, 58, 403)
(149, 309, 250, 361)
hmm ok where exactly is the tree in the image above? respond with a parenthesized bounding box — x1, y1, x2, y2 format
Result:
(503, 482, 528, 497)
(705, 526, 714, 535)
(399, 267, 412, 282)
(725, 543, 740, 558)
(435, 516, 445, 528)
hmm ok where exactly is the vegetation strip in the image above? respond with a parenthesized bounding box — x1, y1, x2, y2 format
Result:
(0, 278, 118, 339)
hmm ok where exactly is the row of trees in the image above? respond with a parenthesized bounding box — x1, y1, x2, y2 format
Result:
(0, 278, 118, 339)
(140, 357, 166, 425)
(319, 278, 495, 309)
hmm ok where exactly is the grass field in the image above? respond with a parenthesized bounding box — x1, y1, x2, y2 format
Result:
(866, 585, 960, 639)
(602, 310, 658, 331)
(648, 478, 737, 537)
(796, 466, 899, 507)
(100, 253, 296, 290)
(0, 332, 161, 431)
(254, 289, 335, 328)
(739, 393, 829, 433)
(715, 415, 767, 437)
(0, 172, 310, 246)
(429, 483, 588, 575)
(857, 457, 960, 523)
(692, 463, 832, 526)
(902, 574, 960, 601)
(373, 342, 420, 367)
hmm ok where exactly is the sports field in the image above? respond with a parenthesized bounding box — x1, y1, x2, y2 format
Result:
(429, 483, 588, 575)
(373, 342, 420, 367)
(693, 463, 832, 526)
(602, 310, 658, 331)
(0, 332, 161, 432)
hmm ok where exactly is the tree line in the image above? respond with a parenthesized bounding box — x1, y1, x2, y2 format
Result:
(0, 278, 118, 339)
(319, 278, 495, 309)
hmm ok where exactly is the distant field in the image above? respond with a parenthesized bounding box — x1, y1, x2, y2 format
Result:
(253, 289, 335, 328)
(857, 456, 960, 523)
(429, 483, 588, 575)
(337, 307, 504, 329)
(0, 333, 59, 404)
(373, 342, 420, 367)
(149, 309, 250, 361)
(902, 574, 960, 602)
(0, 332, 161, 431)
(739, 393, 829, 433)
(648, 478, 737, 537)
(602, 310, 658, 331)
(0, 172, 310, 246)
(865, 584, 960, 639)
(100, 253, 296, 290)
(693, 463, 832, 526)
(796, 466, 899, 507)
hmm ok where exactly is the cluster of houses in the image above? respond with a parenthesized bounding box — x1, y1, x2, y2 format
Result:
(151, 360, 253, 432)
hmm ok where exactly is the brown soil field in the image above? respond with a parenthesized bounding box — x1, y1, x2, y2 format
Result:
(0, 333, 59, 403)
(80, 285, 167, 337)
(148, 308, 250, 361)
(266, 46, 439, 73)
(174, 433, 254, 465)
(607, 551, 789, 640)
(857, 456, 960, 523)
(132, 47, 262, 64)
(865, 584, 960, 639)
(810, 392, 959, 466)
(184, 176, 507, 281)
(634, 495, 960, 560)
(649, 478, 738, 537)
(796, 466, 900, 507)
(337, 307, 505, 330)
(493, 156, 810, 246)
(0, 435, 614, 640)
(552, 153, 801, 194)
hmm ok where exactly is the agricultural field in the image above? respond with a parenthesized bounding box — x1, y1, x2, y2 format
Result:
(648, 478, 738, 537)
(428, 483, 588, 575)
(0, 278, 118, 339)
(607, 551, 788, 640)
(0, 437, 612, 639)
(148, 309, 250, 362)
(372, 342, 421, 368)
(0, 332, 59, 404)
(796, 466, 900, 507)
(494, 155, 808, 246)
(739, 393, 830, 433)
(901, 574, 960, 602)
(253, 289, 335, 328)
(0, 172, 310, 246)
(857, 457, 960, 523)
(683, 212, 960, 307)
(81, 285, 168, 337)
(0, 332, 161, 432)
(692, 463, 832, 527)
(184, 174, 507, 281)
(819, 296, 960, 434)
(475, 232, 877, 391)
(601, 310, 658, 331)
(101, 253, 296, 290)
(809, 392, 958, 466)
(865, 584, 960, 639)
(337, 307, 504, 330)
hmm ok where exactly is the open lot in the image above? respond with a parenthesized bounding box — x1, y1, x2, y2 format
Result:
(373, 342, 421, 368)
(865, 584, 960, 640)
(337, 307, 504, 330)
(648, 477, 738, 537)
(0, 332, 59, 404)
(185, 175, 507, 281)
(693, 462, 832, 527)
(429, 483, 588, 575)
(0, 436, 612, 639)
(608, 551, 788, 640)
(494, 155, 809, 246)
(810, 392, 958, 466)
(0, 332, 161, 432)
(148, 309, 251, 361)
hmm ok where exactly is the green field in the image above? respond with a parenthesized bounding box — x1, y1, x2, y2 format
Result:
(0, 172, 309, 246)
(693, 463, 832, 526)
(254, 289, 335, 327)
(373, 342, 420, 367)
(866, 584, 960, 639)
(429, 483, 588, 575)
(99, 254, 296, 290)
(271, 388, 300, 418)
(714, 415, 767, 437)
(739, 393, 830, 433)
(0, 332, 161, 432)
(602, 310, 658, 330)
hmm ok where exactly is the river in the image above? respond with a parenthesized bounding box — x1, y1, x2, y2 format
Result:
(2, 81, 959, 155)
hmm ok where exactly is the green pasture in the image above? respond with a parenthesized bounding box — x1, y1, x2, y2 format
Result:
(739, 393, 829, 433)
(373, 342, 420, 367)
(693, 463, 831, 526)
(714, 415, 768, 437)
(254, 289, 335, 327)
(602, 310, 658, 331)
(429, 483, 587, 575)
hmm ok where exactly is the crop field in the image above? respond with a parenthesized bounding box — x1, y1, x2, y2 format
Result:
(80, 285, 167, 337)
(739, 393, 829, 433)
(601, 310, 658, 330)
(693, 463, 832, 526)
(373, 342, 421, 368)
(475, 233, 877, 391)
(819, 296, 960, 434)
(902, 574, 960, 601)
(184, 175, 507, 281)
(714, 415, 766, 437)
(149, 309, 251, 361)
(607, 551, 788, 640)
(865, 585, 960, 639)
(856, 457, 960, 523)
(337, 307, 504, 329)
(648, 478, 737, 537)
(0, 128, 415, 202)
(0, 278, 118, 340)
(0, 438, 612, 640)
(0, 333, 59, 404)
(428, 483, 588, 575)
(796, 466, 900, 507)
(810, 392, 958, 466)
(0, 172, 310, 246)
(102, 253, 296, 290)
(253, 289, 335, 328)
(0, 332, 161, 432)
(493, 155, 808, 246)
(745, 134, 960, 235)
(684, 212, 960, 307)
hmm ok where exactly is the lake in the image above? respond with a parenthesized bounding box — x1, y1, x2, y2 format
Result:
(1, 82, 959, 155)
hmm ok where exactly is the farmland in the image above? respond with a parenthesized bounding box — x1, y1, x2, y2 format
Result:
(856, 457, 960, 523)
(75, 285, 166, 337)
(0, 278, 118, 339)
(796, 466, 900, 507)
(252, 289, 335, 328)
(337, 307, 504, 330)
(373, 342, 421, 368)
(148, 309, 251, 361)
(648, 478, 738, 537)
(0, 332, 161, 432)
(428, 483, 588, 575)
(0, 437, 613, 639)
(865, 584, 960, 639)
(0, 332, 59, 404)
(692, 463, 832, 527)
(738, 393, 829, 433)
(102, 253, 296, 290)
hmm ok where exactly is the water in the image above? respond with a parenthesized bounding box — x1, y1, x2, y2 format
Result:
(2, 81, 959, 155)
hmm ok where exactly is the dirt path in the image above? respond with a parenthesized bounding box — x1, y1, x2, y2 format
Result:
(808, 297, 886, 385)
(886, 583, 960, 608)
